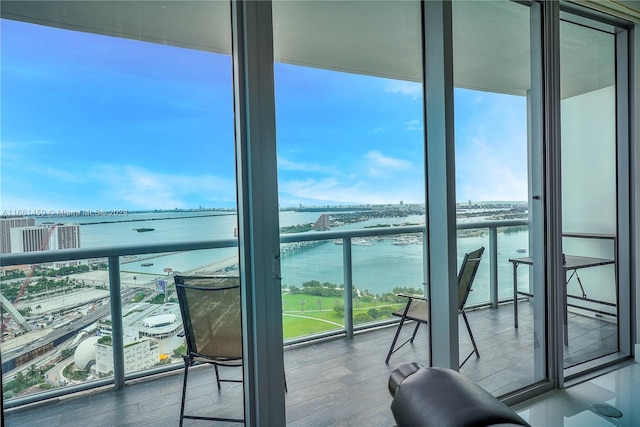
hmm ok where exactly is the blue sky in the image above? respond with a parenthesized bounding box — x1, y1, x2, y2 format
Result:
(1, 19, 527, 212)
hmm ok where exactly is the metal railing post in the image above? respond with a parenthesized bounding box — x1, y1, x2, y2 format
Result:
(108, 255, 125, 390)
(343, 238, 353, 338)
(489, 226, 499, 308)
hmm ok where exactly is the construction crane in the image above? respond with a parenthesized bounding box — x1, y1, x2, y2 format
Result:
(1, 223, 61, 336)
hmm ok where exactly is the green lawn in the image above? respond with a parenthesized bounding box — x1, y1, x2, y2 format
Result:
(282, 314, 342, 339)
(281, 292, 404, 339)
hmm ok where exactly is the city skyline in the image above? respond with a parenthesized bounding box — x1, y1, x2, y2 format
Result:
(1, 18, 528, 212)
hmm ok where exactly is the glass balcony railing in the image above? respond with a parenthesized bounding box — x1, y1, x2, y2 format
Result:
(1, 219, 527, 408)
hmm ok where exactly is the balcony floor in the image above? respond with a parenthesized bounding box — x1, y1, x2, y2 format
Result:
(4, 301, 618, 426)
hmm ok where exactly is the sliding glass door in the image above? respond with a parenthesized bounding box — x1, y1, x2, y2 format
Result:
(559, 10, 630, 375)
(451, 0, 547, 396)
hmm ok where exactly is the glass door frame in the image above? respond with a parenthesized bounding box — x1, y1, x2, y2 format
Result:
(424, 0, 554, 402)
(557, 3, 634, 383)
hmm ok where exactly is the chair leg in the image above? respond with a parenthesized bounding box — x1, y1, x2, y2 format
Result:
(180, 357, 190, 427)
(386, 315, 408, 364)
(462, 310, 480, 358)
(214, 364, 221, 390)
(459, 310, 480, 368)
(409, 321, 421, 343)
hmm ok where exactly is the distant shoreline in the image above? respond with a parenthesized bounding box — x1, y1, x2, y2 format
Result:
(74, 213, 235, 226)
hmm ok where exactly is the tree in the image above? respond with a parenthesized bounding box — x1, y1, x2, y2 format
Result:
(333, 303, 345, 317)
(98, 336, 112, 345)
(302, 280, 321, 288)
(26, 364, 38, 381)
(316, 299, 322, 311)
(36, 304, 42, 314)
(354, 313, 373, 324)
(299, 299, 305, 313)
(15, 372, 25, 385)
(379, 307, 393, 318)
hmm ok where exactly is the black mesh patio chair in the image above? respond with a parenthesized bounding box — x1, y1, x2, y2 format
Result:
(385, 247, 485, 368)
(174, 275, 243, 426)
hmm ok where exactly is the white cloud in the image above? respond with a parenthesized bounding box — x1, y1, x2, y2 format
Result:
(1, 138, 83, 184)
(364, 150, 413, 178)
(90, 165, 236, 209)
(279, 177, 423, 206)
(277, 156, 339, 175)
(405, 119, 423, 131)
(385, 81, 422, 100)
(278, 151, 423, 206)
(454, 91, 529, 202)
(456, 132, 528, 202)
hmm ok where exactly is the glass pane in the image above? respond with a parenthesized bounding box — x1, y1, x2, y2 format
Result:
(272, 0, 425, 395)
(273, 0, 424, 344)
(560, 20, 618, 368)
(453, 0, 535, 395)
(1, 2, 234, 403)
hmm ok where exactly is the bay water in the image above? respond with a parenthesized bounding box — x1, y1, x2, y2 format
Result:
(35, 211, 530, 306)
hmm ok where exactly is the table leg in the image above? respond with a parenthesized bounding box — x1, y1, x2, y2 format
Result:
(563, 269, 568, 346)
(513, 263, 518, 329)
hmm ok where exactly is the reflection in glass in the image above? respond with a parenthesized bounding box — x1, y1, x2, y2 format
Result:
(453, 0, 533, 394)
(560, 20, 618, 368)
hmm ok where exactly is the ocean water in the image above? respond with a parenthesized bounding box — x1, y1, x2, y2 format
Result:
(35, 211, 530, 305)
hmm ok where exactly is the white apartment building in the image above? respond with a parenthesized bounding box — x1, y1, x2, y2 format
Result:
(0, 217, 35, 253)
(9, 224, 80, 253)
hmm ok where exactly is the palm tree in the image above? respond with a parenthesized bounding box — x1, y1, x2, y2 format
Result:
(36, 304, 42, 314)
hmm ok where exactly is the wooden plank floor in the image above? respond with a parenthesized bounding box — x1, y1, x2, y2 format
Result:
(4, 302, 617, 426)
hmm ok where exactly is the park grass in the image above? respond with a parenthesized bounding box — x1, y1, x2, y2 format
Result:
(281, 292, 405, 339)
(282, 314, 342, 339)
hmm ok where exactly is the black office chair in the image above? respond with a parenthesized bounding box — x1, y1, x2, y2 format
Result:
(385, 247, 485, 368)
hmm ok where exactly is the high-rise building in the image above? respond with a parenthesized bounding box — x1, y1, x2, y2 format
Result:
(55, 224, 81, 249)
(0, 217, 35, 253)
(9, 224, 81, 253)
(10, 226, 49, 252)
(313, 213, 330, 230)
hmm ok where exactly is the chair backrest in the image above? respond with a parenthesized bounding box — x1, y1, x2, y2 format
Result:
(457, 247, 485, 310)
(174, 275, 242, 361)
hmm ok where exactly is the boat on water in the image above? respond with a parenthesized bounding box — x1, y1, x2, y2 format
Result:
(141, 262, 154, 267)
(134, 228, 155, 232)
(393, 236, 419, 245)
(516, 248, 527, 253)
(353, 238, 372, 246)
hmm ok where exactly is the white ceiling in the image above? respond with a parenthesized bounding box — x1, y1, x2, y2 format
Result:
(1, 0, 624, 98)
